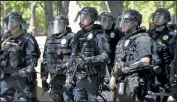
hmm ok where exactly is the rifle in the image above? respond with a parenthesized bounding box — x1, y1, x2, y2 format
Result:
(69, 42, 87, 84)
(110, 63, 119, 102)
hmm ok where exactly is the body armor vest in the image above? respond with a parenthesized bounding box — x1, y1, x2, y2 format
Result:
(45, 33, 73, 73)
(115, 33, 149, 67)
(1, 34, 27, 74)
(75, 29, 103, 76)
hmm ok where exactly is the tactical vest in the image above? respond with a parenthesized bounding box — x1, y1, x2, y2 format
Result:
(153, 30, 176, 65)
(76, 30, 103, 76)
(1, 34, 27, 74)
(45, 33, 73, 73)
(115, 33, 150, 67)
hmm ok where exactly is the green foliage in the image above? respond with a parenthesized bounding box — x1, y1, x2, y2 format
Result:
(123, 1, 176, 27)
(1, 1, 176, 34)
(76, 1, 105, 14)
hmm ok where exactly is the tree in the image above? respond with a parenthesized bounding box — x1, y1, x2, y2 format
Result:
(28, 1, 38, 35)
(44, 1, 53, 35)
(57, 1, 70, 16)
(107, 1, 123, 20)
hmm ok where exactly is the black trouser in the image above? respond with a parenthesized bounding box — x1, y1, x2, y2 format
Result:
(50, 74, 73, 102)
(73, 76, 99, 102)
(0, 75, 38, 102)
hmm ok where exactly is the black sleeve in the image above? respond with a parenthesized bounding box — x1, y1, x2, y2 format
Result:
(136, 35, 152, 58)
(40, 38, 49, 78)
(25, 36, 39, 71)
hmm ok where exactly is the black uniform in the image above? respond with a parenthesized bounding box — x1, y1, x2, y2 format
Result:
(41, 26, 74, 101)
(67, 7, 110, 102)
(112, 10, 153, 102)
(147, 8, 176, 101)
(0, 11, 40, 102)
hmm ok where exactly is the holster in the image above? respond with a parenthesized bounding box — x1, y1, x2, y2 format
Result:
(76, 71, 87, 80)
(27, 72, 37, 82)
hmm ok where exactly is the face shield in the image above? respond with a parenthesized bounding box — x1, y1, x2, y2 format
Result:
(98, 16, 113, 30)
(48, 20, 66, 35)
(74, 11, 92, 27)
(153, 13, 166, 26)
(119, 14, 136, 33)
(5, 15, 21, 31)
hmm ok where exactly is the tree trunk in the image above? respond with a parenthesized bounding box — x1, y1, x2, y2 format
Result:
(44, 1, 53, 35)
(154, 1, 159, 9)
(131, 1, 135, 9)
(162, 1, 166, 8)
(29, 1, 37, 36)
(107, 1, 123, 20)
(57, 1, 70, 16)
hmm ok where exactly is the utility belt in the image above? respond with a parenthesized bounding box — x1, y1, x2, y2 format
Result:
(76, 65, 101, 80)
(2, 69, 37, 82)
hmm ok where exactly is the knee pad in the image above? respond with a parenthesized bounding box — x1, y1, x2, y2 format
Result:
(19, 97, 28, 102)
(0, 97, 7, 102)
(0, 96, 13, 102)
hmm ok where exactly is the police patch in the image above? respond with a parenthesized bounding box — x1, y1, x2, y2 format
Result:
(61, 39, 67, 45)
(110, 32, 115, 38)
(87, 33, 93, 40)
(124, 40, 130, 47)
(162, 35, 169, 41)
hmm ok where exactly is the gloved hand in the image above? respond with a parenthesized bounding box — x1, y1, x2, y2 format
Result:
(42, 80, 50, 92)
(64, 76, 73, 90)
(76, 56, 86, 68)
(11, 68, 32, 77)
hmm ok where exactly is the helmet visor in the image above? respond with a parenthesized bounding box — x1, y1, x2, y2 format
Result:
(99, 16, 113, 30)
(48, 20, 66, 35)
(6, 15, 20, 30)
(153, 13, 166, 26)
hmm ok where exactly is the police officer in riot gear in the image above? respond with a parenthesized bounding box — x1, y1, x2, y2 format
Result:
(109, 10, 153, 102)
(0, 11, 40, 102)
(65, 6, 110, 101)
(97, 11, 124, 102)
(41, 14, 75, 102)
(98, 11, 124, 72)
(147, 8, 176, 102)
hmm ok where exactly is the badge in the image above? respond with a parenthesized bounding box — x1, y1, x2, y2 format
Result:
(61, 39, 67, 45)
(124, 40, 130, 47)
(87, 33, 93, 40)
(162, 35, 169, 41)
(110, 32, 115, 38)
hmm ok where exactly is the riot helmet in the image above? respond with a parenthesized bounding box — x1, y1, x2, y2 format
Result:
(48, 14, 69, 35)
(119, 9, 142, 33)
(4, 11, 23, 32)
(74, 6, 98, 28)
(98, 12, 115, 30)
(152, 8, 171, 26)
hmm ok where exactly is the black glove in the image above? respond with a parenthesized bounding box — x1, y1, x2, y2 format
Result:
(76, 56, 87, 68)
(42, 80, 50, 92)
(11, 68, 32, 77)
